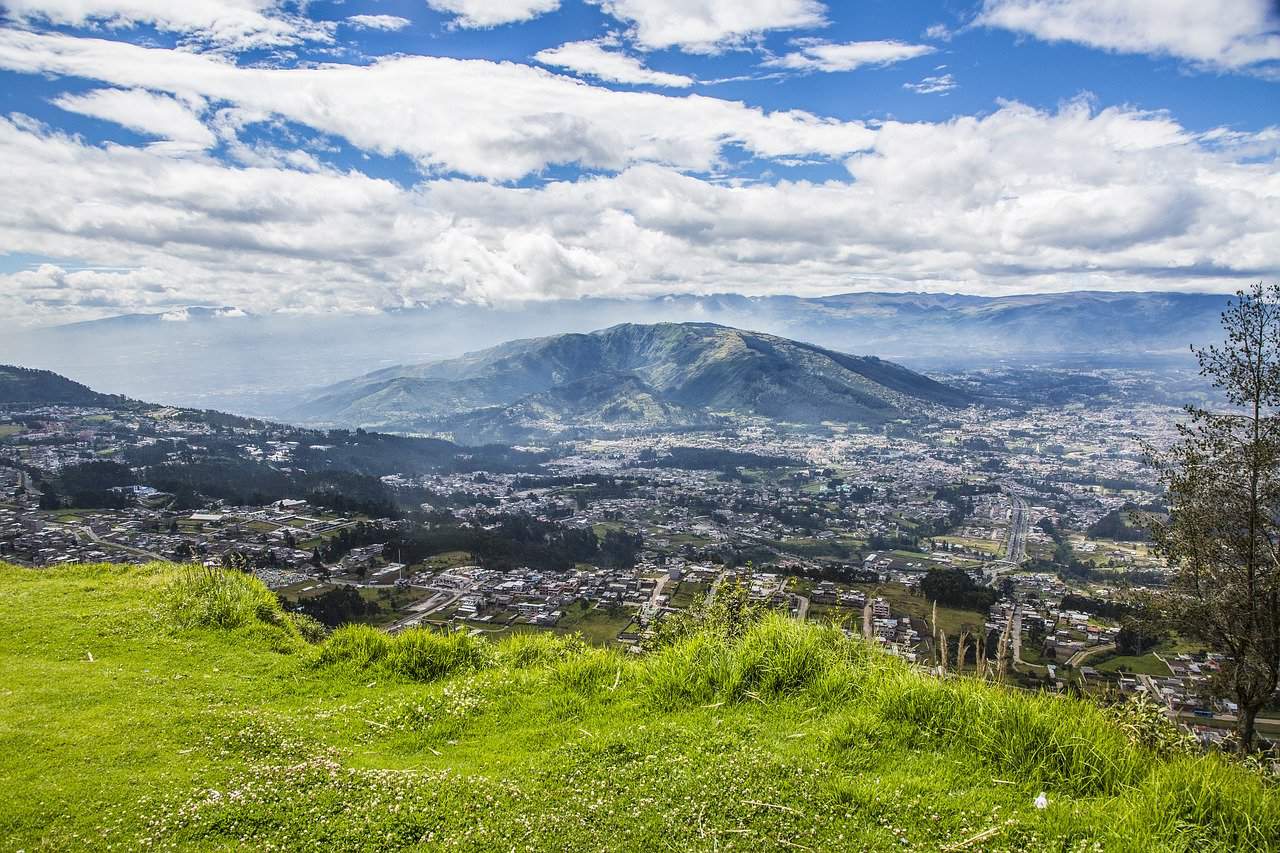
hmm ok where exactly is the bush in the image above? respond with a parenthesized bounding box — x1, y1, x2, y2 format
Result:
(384, 628, 491, 682)
(167, 565, 283, 631)
(318, 623, 391, 668)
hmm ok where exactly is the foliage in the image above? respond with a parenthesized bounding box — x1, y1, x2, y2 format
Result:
(286, 585, 382, 628)
(1144, 283, 1280, 753)
(1101, 693, 1198, 757)
(920, 567, 999, 612)
(166, 564, 289, 632)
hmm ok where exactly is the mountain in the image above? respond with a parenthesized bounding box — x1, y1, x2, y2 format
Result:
(0, 364, 124, 407)
(291, 322, 976, 439)
(0, 291, 1227, 415)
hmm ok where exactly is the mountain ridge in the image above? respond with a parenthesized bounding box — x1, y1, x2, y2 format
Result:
(291, 322, 976, 439)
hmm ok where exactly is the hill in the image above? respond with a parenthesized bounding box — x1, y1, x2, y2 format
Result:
(0, 291, 1225, 413)
(1, 561, 1275, 851)
(0, 364, 123, 407)
(291, 322, 975, 438)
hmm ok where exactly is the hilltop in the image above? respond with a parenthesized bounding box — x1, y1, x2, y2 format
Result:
(291, 322, 975, 439)
(1, 561, 1275, 851)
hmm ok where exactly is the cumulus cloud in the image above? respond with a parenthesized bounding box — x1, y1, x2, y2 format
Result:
(763, 39, 935, 72)
(346, 14, 411, 31)
(425, 0, 559, 29)
(1, 98, 1276, 325)
(595, 0, 828, 54)
(53, 87, 215, 149)
(534, 38, 693, 87)
(903, 73, 957, 95)
(0, 30, 874, 181)
(1, 0, 334, 51)
(978, 0, 1280, 73)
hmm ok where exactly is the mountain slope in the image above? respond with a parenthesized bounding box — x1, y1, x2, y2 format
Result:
(291, 322, 975, 436)
(2, 562, 1275, 852)
(0, 364, 123, 407)
(1, 291, 1226, 413)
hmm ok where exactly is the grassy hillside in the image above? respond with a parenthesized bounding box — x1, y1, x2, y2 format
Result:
(0, 562, 1275, 851)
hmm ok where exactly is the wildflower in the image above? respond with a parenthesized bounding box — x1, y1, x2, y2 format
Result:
(1034, 792, 1048, 810)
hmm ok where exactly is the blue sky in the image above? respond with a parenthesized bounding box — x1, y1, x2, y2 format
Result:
(0, 0, 1277, 326)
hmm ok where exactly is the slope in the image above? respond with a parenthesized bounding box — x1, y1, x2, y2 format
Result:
(0, 562, 1275, 852)
(292, 322, 975, 435)
(0, 364, 123, 407)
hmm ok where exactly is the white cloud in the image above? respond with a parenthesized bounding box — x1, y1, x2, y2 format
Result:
(763, 39, 935, 72)
(1, 0, 334, 51)
(903, 73, 957, 95)
(0, 30, 875, 181)
(346, 14, 412, 31)
(53, 88, 215, 149)
(1, 99, 1276, 326)
(425, 0, 559, 29)
(595, 0, 828, 53)
(534, 39, 693, 87)
(978, 0, 1280, 73)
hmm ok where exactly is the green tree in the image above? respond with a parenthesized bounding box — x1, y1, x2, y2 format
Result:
(1144, 283, 1280, 753)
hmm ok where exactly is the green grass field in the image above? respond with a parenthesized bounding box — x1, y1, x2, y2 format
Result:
(0, 562, 1276, 851)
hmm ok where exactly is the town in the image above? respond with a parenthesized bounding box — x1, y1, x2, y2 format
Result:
(3, 387, 1250, 745)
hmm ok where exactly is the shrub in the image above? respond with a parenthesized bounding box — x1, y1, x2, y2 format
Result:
(167, 565, 282, 631)
(319, 624, 391, 668)
(288, 612, 329, 643)
(383, 628, 491, 682)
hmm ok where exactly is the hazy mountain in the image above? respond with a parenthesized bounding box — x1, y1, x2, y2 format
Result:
(0, 365, 124, 407)
(0, 290, 1226, 415)
(291, 322, 976, 440)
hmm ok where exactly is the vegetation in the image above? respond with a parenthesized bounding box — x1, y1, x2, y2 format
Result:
(1145, 283, 1280, 753)
(6, 562, 1273, 850)
(920, 567, 1000, 612)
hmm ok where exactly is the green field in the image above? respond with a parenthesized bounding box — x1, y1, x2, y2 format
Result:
(851, 581, 988, 637)
(0, 424, 23, 439)
(668, 580, 710, 609)
(1094, 652, 1174, 676)
(0, 562, 1275, 851)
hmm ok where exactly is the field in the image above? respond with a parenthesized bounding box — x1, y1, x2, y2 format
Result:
(0, 424, 23, 439)
(851, 581, 988, 636)
(0, 562, 1276, 851)
(667, 580, 710, 609)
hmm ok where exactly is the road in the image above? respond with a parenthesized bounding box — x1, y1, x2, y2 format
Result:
(71, 522, 167, 561)
(1004, 494, 1030, 564)
(985, 493, 1031, 586)
(1066, 642, 1115, 669)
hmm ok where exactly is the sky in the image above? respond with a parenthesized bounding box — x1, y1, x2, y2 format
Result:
(0, 0, 1278, 327)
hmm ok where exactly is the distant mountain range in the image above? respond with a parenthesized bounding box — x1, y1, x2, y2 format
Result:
(289, 322, 976, 441)
(0, 290, 1229, 414)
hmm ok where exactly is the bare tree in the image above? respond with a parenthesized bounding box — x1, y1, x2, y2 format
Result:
(1145, 283, 1280, 753)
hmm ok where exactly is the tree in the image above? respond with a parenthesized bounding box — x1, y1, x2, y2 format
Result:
(1144, 283, 1280, 753)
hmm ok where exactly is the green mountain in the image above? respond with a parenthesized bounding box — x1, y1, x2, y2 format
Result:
(2, 561, 1275, 851)
(292, 323, 975, 438)
(0, 364, 123, 407)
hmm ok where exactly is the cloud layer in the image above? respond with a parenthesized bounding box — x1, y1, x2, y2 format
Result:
(2, 98, 1276, 325)
(979, 0, 1280, 73)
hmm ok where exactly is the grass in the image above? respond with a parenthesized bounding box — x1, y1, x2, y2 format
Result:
(1, 561, 1277, 851)
(1095, 652, 1174, 677)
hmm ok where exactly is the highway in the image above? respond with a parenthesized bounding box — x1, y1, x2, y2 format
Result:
(985, 493, 1030, 586)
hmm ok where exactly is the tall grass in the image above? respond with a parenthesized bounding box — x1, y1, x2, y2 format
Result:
(319, 625, 490, 682)
(166, 565, 283, 631)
